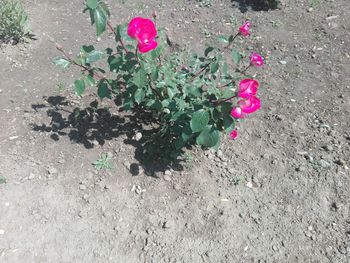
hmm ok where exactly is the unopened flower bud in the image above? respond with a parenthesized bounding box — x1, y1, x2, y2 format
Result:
(152, 10, 157, 20)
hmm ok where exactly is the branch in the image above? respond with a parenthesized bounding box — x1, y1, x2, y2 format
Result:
(107, 21, 128, 54)
(56, 44, 105, 80)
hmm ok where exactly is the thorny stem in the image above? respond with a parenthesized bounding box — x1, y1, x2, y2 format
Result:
(134, 48, 163, 100)
(107, 21, 128, 54)
(239, 63, 251, 73)
(213, 94, 237, 107)
(56, 44, 105, 80)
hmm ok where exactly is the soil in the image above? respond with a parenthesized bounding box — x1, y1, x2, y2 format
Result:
(1, 0, 350, 262)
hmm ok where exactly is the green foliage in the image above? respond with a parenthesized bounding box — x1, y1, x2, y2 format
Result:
(54, 1, 263, 162)
(93, 153, 114, 170)
(0, 0, 30, 44)
(0, 175, 6, 184)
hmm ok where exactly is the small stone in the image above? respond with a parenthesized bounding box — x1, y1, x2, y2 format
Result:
(334, 159, 345, 166)
(164, 175, 172, 181)
(246, 181, 253, 188)
(307, 7, 314, 12)
(164, 170, 172, 176)
(79, 184, 87, 190)
(279, 60, 287, 65)
(48, 167, 58, 175)
(163, 220, 174, 229)
(135, 132, 142, 141)
(5, 202, 10, 207)
(28, 173, 36, 180)
(322, 145, 333, 152)
(92, 140, 99, 146)
(0, 229, 4, 235)
(320, 159, 331, 168)
(272, 245, 278, 251)
(58, 159, 65, 164)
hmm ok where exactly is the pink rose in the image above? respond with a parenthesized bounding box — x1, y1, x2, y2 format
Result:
(238, 79, 259, 99)
(239, 21, 251, 36)
(127, 17, 158, 53)
(231, 96, 261, 119)
(230, 130, 238, 140)
(250, 52, 264, 67)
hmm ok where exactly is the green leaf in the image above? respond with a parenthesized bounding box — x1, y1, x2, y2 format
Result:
(85, 75, 96, 86)
(196, 125, 220, 147)
(97, 81, 110, 99)
(74, 79, 85, 96)
(204, 47, 214, 56)
(217, 35, 228, 43)
(210, 62, 219, 74)
(94, 7, 107, 36)
(133, 68, 146, 88)
(150, 47, 162, 59)
(86, 50, 105, 64)
(81, 45, 95, 53)
(86, 0, 98, 9)
(190, 109, 209, 133)
(231, 49, 242, 64)
(53, 58, 70, 69)
(99, 1, 111, 17)
(134, 88, 145, 104)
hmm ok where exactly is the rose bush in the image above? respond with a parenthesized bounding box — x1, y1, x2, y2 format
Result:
(53, 0, 265, 162)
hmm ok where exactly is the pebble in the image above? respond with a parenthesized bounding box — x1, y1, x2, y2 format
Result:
(163, 220, 174, 229)
(246, 181, 253, 188)
(164, 175, 172, 181)
(135, 132, 142, 141)
(307, 7, 314, 12)
(279, 60, 287, 65)
(320, 160, 331, 168)
(28, 173, 36, 180)
(92, 140, 99, 146)
(79, 184, 87, 190)
(164, 170, 172, 176)
(0, 229, 4, 235)
(48, 167, 58, 175)
(334, 159, 345, 166)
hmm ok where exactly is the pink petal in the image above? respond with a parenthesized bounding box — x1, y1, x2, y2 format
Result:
(239, 21, 251, 36)
(230, 130, 238, 140)
(128, 17, 158, 43)
(250, 52, 264, 67)
(231, 107, 245, 119)
(127, 17, 143, 39)
(241, 96, 261, 114)
(238, 78, 259, 99)
(138, 39, 158, 53)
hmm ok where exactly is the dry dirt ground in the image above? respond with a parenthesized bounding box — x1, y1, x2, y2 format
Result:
(1, 0, 350, 262)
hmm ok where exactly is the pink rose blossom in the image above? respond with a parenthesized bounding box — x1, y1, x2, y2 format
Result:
(127, 17, 158, 53)
(231, 107, 245, 119)
(231, 96, 261, 119)
(238, 79, 259, 99)
(238, 96, 261, 114)
(250, 52, 264, 67)
(230, 130, 238, 140)
(239, 21, 251, 36)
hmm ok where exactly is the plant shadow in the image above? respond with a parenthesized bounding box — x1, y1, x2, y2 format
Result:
(30, 95, 186, 176)
(231, 0, 279, 13)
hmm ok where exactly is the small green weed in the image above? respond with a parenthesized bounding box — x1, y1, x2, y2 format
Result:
(0, 0, 31, 44)
(0, 176, 6, 184)
(93, 153, 114, 170)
